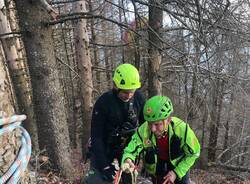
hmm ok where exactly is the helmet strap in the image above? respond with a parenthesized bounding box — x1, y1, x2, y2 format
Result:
(164, 117, 171, 131)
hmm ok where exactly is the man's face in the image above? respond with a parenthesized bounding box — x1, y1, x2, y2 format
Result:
(117, 89, 135, 102)
(148, 119, 170, 138)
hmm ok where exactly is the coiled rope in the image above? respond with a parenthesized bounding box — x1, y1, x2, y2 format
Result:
(0, 115, 32, 184)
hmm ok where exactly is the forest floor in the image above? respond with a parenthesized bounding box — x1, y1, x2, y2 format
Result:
(34, 149, 250, 184)
(36, 167, 250, 184)
(190, 168, 250, 184)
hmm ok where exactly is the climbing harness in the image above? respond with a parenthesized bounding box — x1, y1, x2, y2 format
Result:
(113, 163, 138, 184)
(0, 115, 32, 184)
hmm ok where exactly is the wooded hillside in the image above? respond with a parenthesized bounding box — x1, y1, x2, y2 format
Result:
(0, 0, 249, 183)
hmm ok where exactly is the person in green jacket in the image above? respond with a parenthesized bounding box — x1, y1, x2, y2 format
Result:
(121, 95, 200, 184)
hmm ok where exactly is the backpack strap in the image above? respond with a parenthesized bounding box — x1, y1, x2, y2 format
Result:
(127, 96, 138, 126)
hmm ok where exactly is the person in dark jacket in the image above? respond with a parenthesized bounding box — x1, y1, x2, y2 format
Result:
(84, 63, 145, 184)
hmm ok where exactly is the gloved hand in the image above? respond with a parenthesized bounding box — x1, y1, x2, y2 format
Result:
(102, 165, 116, 182)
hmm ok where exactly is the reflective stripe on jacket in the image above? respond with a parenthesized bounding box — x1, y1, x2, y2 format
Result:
(122, 117, 200, 179)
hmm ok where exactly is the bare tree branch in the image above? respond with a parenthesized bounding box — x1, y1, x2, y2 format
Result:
(51, 0, 83, 4)
(39, 0, 59, 20)
(209, 162, 250, 173)
(89, 42, 129, 48)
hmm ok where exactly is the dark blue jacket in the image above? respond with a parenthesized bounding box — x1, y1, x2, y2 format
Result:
(90, 89, 145, 170)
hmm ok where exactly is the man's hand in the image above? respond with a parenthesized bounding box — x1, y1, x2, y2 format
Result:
(163, 170, 176, 184)
(121, 158, 135, 173)
(102, 165, 116, 182)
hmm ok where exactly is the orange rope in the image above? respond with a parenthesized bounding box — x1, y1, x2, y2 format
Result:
(113, 169, 123, 184)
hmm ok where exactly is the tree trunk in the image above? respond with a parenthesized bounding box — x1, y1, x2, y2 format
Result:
(89, 0, 101, 93)
(0, 55, 33, 183)
(187, 40, 200, 123)
(104, 48, 111, 88)
(53, 10, 75, 148)
(14, 0, 74, 178)
(131, 0, 141, 69)
(208, 79, 224, 162)
(148, 0, 162, 96)
(73, 0, 93, 159)
(0, 0, 39, 152)
(118, 0, 125, 63)
(222, 93, 234, 162)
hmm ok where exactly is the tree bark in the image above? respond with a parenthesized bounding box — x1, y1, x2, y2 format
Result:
(131, 0, 141, 69)
(89, 0, 101, 92)
(222, 93, 234, 162)
(14, 0, 74, 178)
(0, 55, 33, 183)
(73, 0, 93, 159)
(187, 40, 200, 123)
(148, 0, 162, 96)
(208, 78, 224, 162)
(0, 0, 39, 152)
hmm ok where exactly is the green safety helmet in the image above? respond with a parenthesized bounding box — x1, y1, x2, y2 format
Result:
(113, 63, 141, 90)
(143, 95, 173, 122)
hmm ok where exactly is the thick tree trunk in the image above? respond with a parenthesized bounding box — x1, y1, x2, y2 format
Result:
(0, 56, 33, 183)
(0, 0, 39, 152)
(148, 0, 162, 96)
(73, 0, 93, 158)
(53, 18, 75, 148)
(14, 0, 74, 178)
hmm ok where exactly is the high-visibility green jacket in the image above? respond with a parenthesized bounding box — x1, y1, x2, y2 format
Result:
(121, 117, 200, 179)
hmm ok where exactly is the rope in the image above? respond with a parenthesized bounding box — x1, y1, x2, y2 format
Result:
(113, 164, 138, 184)
(113, 169, 122, 184)
(0, 115, 32, 184)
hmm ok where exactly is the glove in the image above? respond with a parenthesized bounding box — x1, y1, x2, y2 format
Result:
(102, 165, 116, 182)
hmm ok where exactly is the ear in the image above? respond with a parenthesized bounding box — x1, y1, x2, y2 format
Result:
(167, 116, 172, 123)
(164, 118, 171, 129)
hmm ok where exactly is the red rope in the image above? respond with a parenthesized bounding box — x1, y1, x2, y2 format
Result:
(113, 169, 122, 184)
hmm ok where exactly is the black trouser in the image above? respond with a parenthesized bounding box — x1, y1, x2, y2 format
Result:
(83, 157, 133, 184)
(151, 159, 189, 184)
(83, 167, 133, 184)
